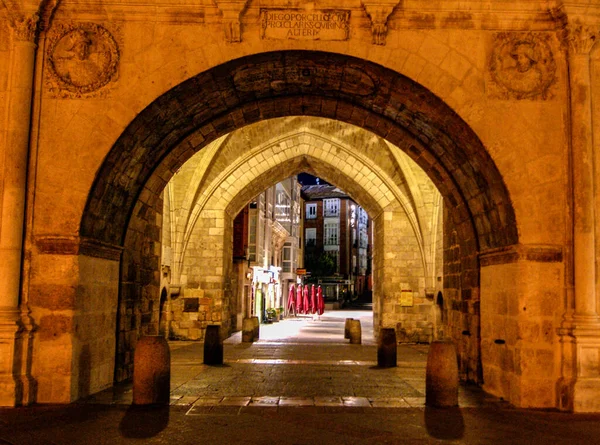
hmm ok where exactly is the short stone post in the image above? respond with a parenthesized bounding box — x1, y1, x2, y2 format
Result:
(344, 318, 354, 339)
(204, 325, 223, 365)
(426, 340, 458, 407)
(377, 327, 397, 367)
(251, 316, 260, 340)
(242, 317, 255, 342)
(348, 319, 362, 344)
(133, 336, 171, 405)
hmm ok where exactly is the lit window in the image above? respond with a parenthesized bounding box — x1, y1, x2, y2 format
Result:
(324, 199, 339, 217)
(324, 223, 339, 245)
(306, 203, 317, 219)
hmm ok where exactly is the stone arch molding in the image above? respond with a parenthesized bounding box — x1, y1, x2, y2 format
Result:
(174, 127, 425, 277)
(81, 50, 518, 255)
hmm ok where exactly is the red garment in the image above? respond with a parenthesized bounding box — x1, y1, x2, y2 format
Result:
(303, 285, 310, 314)
(296, 284, 303, 314)
(317, 285, 324, 315)
(310, 285, 317, 314)
(288, 284, 296, 313)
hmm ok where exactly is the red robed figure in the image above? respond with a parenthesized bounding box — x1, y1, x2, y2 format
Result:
(303, 285, 310, 314)
(287, 284, 296, 313)
(296, 283, 303, 314)
(317, 285, 324, 315)
(310, 284, 317, 314)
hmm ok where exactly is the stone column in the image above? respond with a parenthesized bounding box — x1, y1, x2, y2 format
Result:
(560, 23, 600, 412)
(0, 14, 38, 406)
(569, 25, 600, 323)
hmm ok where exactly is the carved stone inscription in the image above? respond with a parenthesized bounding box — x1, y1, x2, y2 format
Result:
(261, 9, 350, 41)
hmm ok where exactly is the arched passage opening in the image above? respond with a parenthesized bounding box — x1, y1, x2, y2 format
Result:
(79, 51, 517, 399)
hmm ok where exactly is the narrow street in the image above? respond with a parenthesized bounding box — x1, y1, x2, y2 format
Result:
(87, 309, 495, 409)
(2, 310, 600, 444)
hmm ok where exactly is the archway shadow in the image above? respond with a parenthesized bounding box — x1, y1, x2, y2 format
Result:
(119, 405, 170, 439)
(424, 406, 465, 440)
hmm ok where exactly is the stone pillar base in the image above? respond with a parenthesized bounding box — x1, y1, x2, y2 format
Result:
(558, 377, 600, 412)
(0, 310, 21, 406)
(558, 321, 600, 412)
(0, 376, 20, 407)
(572, 378, 600, 412)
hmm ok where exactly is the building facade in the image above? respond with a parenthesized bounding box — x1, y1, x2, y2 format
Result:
(245, 177, 302, 322)
(302, 185, 371, 305)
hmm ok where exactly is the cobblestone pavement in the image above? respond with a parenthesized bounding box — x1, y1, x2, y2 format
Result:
(2, 310, 600, 444)
(85, 310, 485, 408)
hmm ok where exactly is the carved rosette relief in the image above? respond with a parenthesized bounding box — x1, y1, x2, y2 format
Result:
(488, 33, 557, 100)
(46, 23, 119, 97)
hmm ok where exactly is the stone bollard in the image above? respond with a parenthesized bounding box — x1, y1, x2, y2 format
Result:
(242, 317, 255, 343)
(251, 316, 260, 340)
(377, 328, 397, 367)
(344, 318, 354, 339)
(348, 319, 362, 344)
(133, 335, 170, 405)
(426, 340, 459, 407)
(204, 325, 223, 365)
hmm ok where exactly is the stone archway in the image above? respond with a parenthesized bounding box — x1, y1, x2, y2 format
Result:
(81, 51, 516, 250)
(79, 50, 517, 398)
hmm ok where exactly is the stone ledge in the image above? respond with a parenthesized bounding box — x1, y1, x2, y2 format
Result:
(480, 244, 563, 267)
(34, 235, 122, 261)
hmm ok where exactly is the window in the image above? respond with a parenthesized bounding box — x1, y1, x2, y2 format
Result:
(324, 222, 339, 245)
(248, 211, 257, 261)
(305, 228, 316, 246)
(359, 226, 368, 248)
(359, 253, 367, 274)
(282, 243, 292, 273)
(323, 198, 339, 217)
(275, 189, 291, 224)
(359, 207, 368, 225)
(306, 203, 317, 219)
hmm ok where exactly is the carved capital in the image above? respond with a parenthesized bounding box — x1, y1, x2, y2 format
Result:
(361, 1, 399, 46)
(214, 0, 249, 43)
(565, 24, 599, 56)
(11, 13, 40, 43)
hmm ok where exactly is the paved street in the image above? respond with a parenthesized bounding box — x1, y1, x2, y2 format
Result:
(1, 309, 600, 444)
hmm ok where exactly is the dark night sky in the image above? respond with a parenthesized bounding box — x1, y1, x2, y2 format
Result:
(297, 173, 330, 186)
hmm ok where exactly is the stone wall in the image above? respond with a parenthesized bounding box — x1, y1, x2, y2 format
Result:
(29, 248, 119, 402)
(443, 207, 481, 383)
(73, 256, 120, 398)
(480, 248, 563, 407)
(373, 210, 433, 342)
(170, 210, 235, 341)
(116, 197, 163, 382)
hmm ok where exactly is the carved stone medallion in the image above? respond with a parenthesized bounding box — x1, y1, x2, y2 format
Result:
(47, 23, 119, 97)
(488, 33, 556, 100)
